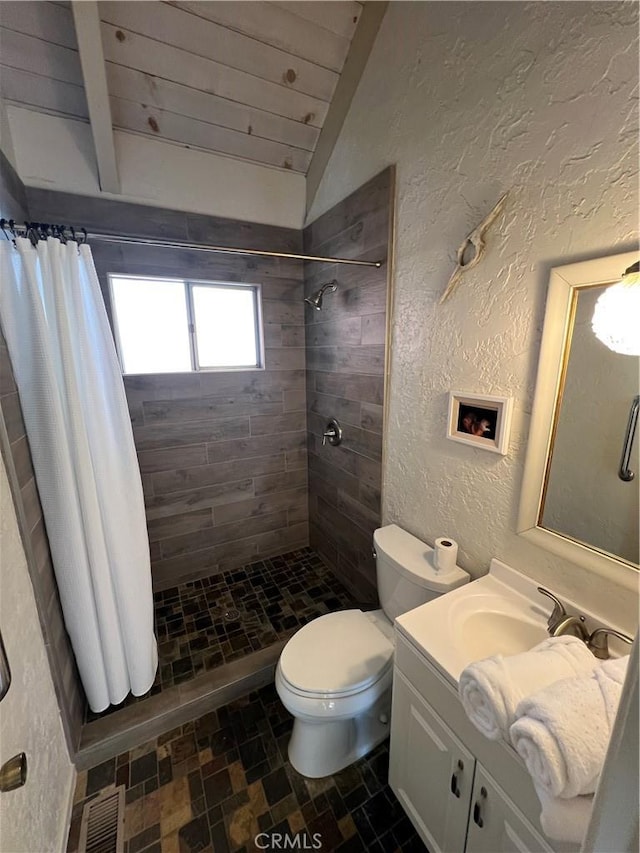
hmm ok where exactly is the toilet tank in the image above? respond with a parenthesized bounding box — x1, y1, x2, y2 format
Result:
(374, 524, 469, 621)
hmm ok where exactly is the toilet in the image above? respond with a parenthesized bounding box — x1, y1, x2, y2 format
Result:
(275, 524, 470, 778)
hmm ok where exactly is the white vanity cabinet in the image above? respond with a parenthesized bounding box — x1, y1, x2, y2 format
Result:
(391, 669, 474, 852)
(389, 631, 570, 853)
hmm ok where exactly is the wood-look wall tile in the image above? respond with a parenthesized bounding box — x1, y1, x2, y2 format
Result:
(159, 510, 288, 559)
(197, 369, 305, 395)
(257, 278, 304, 301)
(137, 444, 208, 474)
(253, 469, 307, 496)
(249, 412, 306, 437)
(356, 454, 382, 486)
(0, 345, 18, 396)
(314, 372, 384, 406)
(282, 390, 306, 413)
(358, 481, 382, 515)
(343, 425, 382, 462)
(306, 422, 359, 474)
(27, 187, 190, 240)
(308, 447, 360, 496)
(152, 454, 284, 495)
(145, 479, 254, 520)
(133, 417, 250, 451)
(147, 508, 213, 543)
(124, 372, 201, 400)
(361, 313, 386, 346)
(304, 278, 387, 325)
(360, 403, 383, 435)
(308, 391, 361, 428)
(285, 449, 307, 471)
(184, 212, 300, 254)
(263, 324, 283, 348)
(1, 391, 26, 444)
(19, 476, 41, 534)
(142, 394, 283, 425)
(333, 346, 385, 375)
(303, 167, 391, 600)
(281, 326, 305, 347)
(336, 490, 379, 539)
(10, 435, 35, 488)
(262, 300, 303, 326)
(206, 431, 305, 464)
(304, 316, 362, 348)
(264, 347, 305, 371)
(308, 470, 339, 508)
(250, 521, 308, 556)
(212, 487, 307, 526)
(303, 170, 391, 252)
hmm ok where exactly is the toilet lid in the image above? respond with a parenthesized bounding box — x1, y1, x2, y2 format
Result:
(280, 610, 393, 696)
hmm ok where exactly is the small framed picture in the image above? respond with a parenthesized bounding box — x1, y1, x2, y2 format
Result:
(447, 392, 513, 455)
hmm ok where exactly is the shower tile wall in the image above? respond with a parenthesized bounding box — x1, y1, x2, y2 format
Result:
(303, 168, 394, 602)
(0, 152, 85, 753)
(27, 189, 309, 590)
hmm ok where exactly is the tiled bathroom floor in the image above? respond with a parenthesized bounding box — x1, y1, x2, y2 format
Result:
(70, 683, 427, 853)
(86, 549, 355, 722)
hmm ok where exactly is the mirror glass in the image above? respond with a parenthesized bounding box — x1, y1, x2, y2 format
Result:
(540, 284, 640, 566)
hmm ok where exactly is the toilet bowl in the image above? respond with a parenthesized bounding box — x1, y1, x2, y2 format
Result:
(276, 524, 470, 778)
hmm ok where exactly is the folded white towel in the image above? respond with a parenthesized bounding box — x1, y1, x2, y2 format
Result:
(458, 636, 598, 741)
(510, 655, 629, 798)
(533, 782, 593, 844)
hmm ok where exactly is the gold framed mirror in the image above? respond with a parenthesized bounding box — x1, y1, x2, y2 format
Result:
(518, 251, 639, 593)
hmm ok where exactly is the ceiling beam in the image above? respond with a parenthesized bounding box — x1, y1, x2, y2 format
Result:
(305, 1, 388, 216)
(71, 1, 119, 194)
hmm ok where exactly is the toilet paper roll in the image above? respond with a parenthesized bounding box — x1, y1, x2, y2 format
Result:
(434, 537, 458, 572)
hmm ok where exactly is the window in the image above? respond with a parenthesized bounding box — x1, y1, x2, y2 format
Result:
(108, 275, 263, 375)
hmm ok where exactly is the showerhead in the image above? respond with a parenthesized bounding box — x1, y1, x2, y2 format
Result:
(305, 280, 338, 311)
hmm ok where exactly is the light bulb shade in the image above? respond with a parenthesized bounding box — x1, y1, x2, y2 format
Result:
(591, 273, 640, 356)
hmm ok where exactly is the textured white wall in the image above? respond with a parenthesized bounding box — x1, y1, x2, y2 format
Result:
(544, 287, 639, 564)
(0, 457, 75, 853)
(6, 106, 306, 229)
(308, 1, 639, 629)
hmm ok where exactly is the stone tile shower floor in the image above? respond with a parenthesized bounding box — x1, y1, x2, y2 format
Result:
(86, 549, 355, 722)
(70, 683, 427, 853)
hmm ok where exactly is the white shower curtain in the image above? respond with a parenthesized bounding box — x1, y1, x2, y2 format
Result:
(0, 237, 157, 712)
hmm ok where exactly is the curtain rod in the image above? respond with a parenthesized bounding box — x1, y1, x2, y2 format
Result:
(0, 219, 383, 268)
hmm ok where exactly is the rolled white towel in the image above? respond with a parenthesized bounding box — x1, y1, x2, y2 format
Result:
(510, 655, 629, 798)
(533, 783, 593, 845)
(458, 636, 598, 741)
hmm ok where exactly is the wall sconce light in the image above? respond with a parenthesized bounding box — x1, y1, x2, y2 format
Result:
(591, 261, 640, 356)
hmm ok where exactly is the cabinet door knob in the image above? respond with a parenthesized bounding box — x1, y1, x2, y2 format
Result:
(450, 759, 463, 798)
(473, 786, 487, 828)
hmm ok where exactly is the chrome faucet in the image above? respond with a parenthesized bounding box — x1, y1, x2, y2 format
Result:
(537, 587, 634, 658)
(537, 587, 567, 635)
(537, 587, 588, 640)
(551, 614, 589, 641)
(587, 627, 633, 660)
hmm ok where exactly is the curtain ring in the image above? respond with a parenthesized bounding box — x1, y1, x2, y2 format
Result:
(26, 223, 39, 247)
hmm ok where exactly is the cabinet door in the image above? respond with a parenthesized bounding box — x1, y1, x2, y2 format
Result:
(390, 669, 475, 853)
(465, 765, 554, 853)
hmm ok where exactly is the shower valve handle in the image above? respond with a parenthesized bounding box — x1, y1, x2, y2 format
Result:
(322, 419, 342, 447)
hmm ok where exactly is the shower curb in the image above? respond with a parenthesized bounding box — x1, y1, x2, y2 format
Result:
(74, 640, 286, 770)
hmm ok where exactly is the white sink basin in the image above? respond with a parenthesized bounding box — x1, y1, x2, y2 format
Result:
(455, 607, 548, 660)
(395, 560, 554, 685)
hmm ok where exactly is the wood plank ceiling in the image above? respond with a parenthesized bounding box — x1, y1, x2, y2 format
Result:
(0, 1, 364, 174)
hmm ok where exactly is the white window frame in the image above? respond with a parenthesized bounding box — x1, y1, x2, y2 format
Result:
(108, 273, 265, 375)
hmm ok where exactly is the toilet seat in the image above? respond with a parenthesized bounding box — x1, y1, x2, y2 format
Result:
(278, 609, 393, 698)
